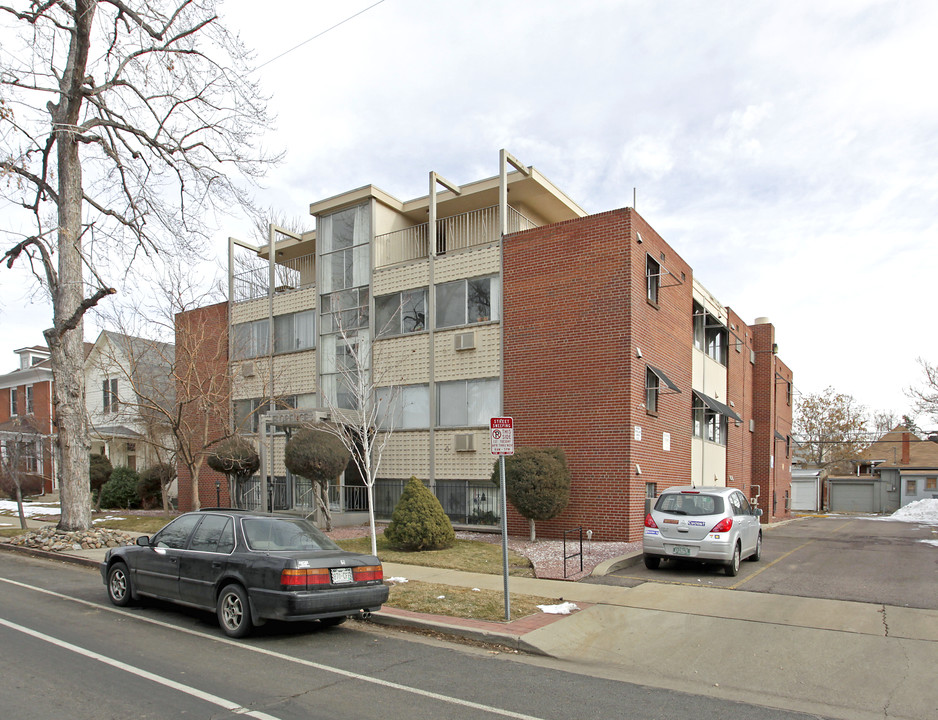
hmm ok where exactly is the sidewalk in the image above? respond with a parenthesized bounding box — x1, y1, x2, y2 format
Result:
(3, 521, 937, 720)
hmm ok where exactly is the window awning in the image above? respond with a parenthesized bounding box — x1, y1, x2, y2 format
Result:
(647, 364, 681, 394)
(774, 430, 787, 442)
(692, 390, 742, 422)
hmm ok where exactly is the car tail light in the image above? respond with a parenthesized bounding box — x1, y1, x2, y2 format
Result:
(644, 513, 658, 529)
(280, 567, 330, 589)
(353, 565, 383, 582)
(710, 517, 733, 533)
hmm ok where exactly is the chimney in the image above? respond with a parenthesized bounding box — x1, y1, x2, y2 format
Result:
(901, 432, 911, 464)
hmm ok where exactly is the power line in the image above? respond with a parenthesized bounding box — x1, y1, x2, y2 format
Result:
(253, 0, 387, 71)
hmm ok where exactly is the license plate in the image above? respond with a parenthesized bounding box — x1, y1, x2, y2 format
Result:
(671, 546, 691, 556)
(330, 567, 353, 584)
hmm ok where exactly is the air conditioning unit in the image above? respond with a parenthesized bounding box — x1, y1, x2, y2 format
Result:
(242, 361, 256, 378)
(454, 433, 476, 452)
(454, 331, 475, 351)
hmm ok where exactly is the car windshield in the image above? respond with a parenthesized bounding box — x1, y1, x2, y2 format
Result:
(655, 493, 724, 516)
(241, 517, 341, 552)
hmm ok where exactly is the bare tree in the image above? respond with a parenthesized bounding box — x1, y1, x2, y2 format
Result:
(794, 387, 869, 473)
(0, 1, 277, 531)
(0, 418, 46, 529)
(908, 358, 938, 429)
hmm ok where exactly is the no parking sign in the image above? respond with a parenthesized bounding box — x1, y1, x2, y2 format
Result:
(490, 417, 514, 455)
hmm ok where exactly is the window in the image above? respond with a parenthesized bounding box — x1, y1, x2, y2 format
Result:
(321, 288, 369, 333)
(376, 288, 427, 338)
(786, 381, 792, 406)
(786, 435, 791, 458)
(645, 367, 659, 414)
(646, 254, 660, 305)
(189, 515, 235, 554)
(435, 275, 499, 329)
(25, 385, 34, 415)
(693, 396, 727, 446)
(232, 319, 269, 360)
(645, 483, 657, 500)
(9, 387, 17, 416)
(234, 398, 270, 434)
(693, 302, 728, 366)
(926, 477, 937, 491)
(375, 385, 430, 429)
(906, 479, 917, 495)
(274, 310, 315, 353)
(153, 514, 201, 549)
(102, 378, 119, 414)
(436, 378, 500, 427)
(693, 301, 705, 350)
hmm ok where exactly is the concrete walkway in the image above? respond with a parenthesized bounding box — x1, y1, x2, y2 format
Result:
(3, 522, 936, 720)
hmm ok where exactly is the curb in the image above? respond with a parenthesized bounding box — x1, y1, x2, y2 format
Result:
(0, 541, 102, 569)
(590, 551, 643, 576)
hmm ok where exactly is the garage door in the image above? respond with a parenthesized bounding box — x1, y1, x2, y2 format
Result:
(791, 479, 818, 511)
(829, 481, 875, 512)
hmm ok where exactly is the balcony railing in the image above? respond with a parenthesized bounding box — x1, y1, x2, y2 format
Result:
(374, 205, 536, 268)
(232, 252, 316, 304)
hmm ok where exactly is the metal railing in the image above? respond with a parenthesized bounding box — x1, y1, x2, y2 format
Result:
(374, 205, 537, 268)
(327, 484, 369, 512)
(371, 479, 500, 526)
(563, 527, 584, 578)
(232, 252, 316, 303)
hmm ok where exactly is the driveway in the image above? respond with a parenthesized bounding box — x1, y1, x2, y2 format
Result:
(588, 515, 938, 610)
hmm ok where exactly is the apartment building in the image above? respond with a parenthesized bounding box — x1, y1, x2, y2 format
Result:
(0, 346, 56, 494)
(178, 151, 793, 541)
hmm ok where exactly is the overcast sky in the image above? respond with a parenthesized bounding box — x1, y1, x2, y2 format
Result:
(2, 0, 936, 425)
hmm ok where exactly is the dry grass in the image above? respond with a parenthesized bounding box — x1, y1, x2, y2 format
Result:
(95, 514, 176, 534)
(335, 535, 535, 577)
(387, 580, 555, 621)
(0, 527, 29, 538)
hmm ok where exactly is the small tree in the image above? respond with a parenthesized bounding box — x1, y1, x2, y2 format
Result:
(283, 426, 350, 531)
(492, 447, 571, 541)
(99, 466, 141, 509)
(139, 463, 175, 511)
(207, 437, 260, 510)
(384, 477, 455, 552)
(89, 453, 114, 513)
(0, 420, 45, 529)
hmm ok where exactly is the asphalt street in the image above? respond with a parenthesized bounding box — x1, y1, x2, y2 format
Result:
(0, 552, 836, 720)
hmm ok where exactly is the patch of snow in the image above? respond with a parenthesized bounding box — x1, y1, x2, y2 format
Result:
(386, 577, 408, 584)
(537, 602, 579, 615)
(889, 498, 938, 525)
(436, 595, 446, 600)
(920, 540, 938, 547)
(0, 500, 60, 518)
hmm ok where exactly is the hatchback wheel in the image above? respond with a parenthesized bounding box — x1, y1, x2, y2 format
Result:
(725, 543, 741, 577)
(217, 584, 252, 638)
(748, 532, 762, 562)
(107, 562, 132, 607)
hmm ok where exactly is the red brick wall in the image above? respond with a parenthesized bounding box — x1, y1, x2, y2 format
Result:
(174, 301, 231, 511)
(0, 379, 56, 493)
(503, 208, 693, 542)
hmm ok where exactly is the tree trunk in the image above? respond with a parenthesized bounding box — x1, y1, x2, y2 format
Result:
(50, 0, 96, 533)
(529, 518, 536, 542)
(318, 481, 332, 531)
(16, 484, 27, 530)
(367, 483, 378, 557)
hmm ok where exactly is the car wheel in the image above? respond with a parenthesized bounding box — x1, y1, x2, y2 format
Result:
(725, 543, 741, 577)
(217, 584, 252, 638)
(319, 616, 348, 627)
(748, 532, 762, 562)
(107, 562, 133, 607)
(643, 555, 661, 570)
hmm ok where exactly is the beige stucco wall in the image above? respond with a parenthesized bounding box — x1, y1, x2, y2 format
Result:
(691, 437, 727, 487)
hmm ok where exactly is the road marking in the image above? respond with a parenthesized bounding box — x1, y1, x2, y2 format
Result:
(0, 616, 282, 720)
(728, 539, 815, 589)
(0, 576, 548, 720)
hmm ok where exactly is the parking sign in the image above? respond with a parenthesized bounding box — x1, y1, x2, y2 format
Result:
(490, 417, 514, 455)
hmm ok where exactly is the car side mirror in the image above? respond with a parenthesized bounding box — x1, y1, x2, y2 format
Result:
(136, 535, 151, 547)
(754, 509, 763, 517)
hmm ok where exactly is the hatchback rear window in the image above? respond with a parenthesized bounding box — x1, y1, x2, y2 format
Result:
(242, 517, 341, 552)
(654, 493, 724, 516)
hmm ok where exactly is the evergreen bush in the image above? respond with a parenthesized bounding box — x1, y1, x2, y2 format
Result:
(138, 463, 173, 510)
(384, 476, 455, 551)
(99, 466, 141, 509)
(89, 452, 113, 511)
(492, 447, 571, 540)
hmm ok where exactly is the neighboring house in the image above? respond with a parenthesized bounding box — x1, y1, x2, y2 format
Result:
(869, 429, 938, 510)
(0, 346, 56, 494)
(85, 331, 176, 481)
(176, 151, 794, 541)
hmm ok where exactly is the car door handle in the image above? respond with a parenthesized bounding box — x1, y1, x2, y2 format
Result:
(212, 562, 222, 569)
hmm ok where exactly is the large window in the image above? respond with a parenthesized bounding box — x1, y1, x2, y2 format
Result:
(375, 384, 430, 429)
(319, 205, 370, 294)
(376, 288, 427, 338)
(436, 275, 499, 329)
(645, 367, 659, 414)
(693, 301, 728, 366)
(234, 398, 270, 434)
(102, 378, 119, 414)
(437, 378, 500, 427)
(274, 310, 315, 353)
(693, 397, 727, 446)
(233, 319, 269, 360)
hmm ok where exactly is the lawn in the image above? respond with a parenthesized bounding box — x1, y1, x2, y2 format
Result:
(386, 580, 555, 622)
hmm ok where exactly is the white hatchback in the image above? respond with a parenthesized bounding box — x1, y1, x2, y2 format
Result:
(642, 486, 763, 576)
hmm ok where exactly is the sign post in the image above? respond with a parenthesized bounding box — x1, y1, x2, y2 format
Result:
(491, 417, 514, 621)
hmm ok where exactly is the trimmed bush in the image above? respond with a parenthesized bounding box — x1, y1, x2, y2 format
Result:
(384, 476, 455, 551)
(207, 436, 260, 478)
(283, 426, 349, 483)
(99, 466, 141, 509)
(90, 452, 114, 511)
(138, 463, 174, 510)
(492, 447, 571, 540)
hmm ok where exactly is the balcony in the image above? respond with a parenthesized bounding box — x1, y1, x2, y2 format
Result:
(232, 251, 316, 304)
(374, 205, 536, 268)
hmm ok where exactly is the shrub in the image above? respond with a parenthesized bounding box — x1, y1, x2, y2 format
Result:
(384, 476, 455, 551)
(0, 470, 43, 500)
(283, 426, 349, 483)
(207, 437, 260, 478)
(99, 466, 141, 509)
(138, 463, 174, 510)
(90, 452, 114, 511)
(492, 447, 571, 540)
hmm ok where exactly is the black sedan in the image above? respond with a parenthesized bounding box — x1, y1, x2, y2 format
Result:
(101, 509, 389, 637)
